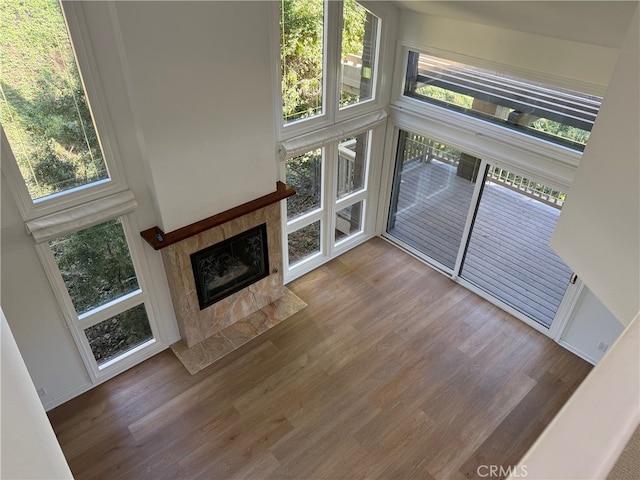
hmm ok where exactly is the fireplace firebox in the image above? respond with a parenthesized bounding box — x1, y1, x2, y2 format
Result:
(190, 223, 269, 310)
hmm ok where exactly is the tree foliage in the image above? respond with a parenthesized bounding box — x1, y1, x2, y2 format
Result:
(0, 0, 108, 199)
(85, 304, 152, 365)
(286, 149, 322, 219)
(280, 0, 324, 122)
(280, 0, 370, 121)
(50, 219, 139, 315)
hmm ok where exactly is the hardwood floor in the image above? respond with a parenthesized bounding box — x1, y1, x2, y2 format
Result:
(48, 237, 592, 480)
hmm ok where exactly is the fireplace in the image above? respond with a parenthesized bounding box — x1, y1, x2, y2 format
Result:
(191, 223, 269, 310)
(140, 182, 303, 354)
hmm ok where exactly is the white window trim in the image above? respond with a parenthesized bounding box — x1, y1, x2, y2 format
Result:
(34, 214, 164, 381)
(393, 42, 609, 104)
(1, 1, 128, 221)
(283, 122, 384, 283)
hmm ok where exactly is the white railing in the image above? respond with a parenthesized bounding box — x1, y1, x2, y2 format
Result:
(403, 134, 461, 167)
(488, 166, 565, 208)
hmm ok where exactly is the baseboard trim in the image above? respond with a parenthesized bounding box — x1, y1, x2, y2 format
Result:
(558, 339, 598, 365)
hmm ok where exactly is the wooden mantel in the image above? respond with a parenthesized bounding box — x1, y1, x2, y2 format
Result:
(140, 181, 295, 250)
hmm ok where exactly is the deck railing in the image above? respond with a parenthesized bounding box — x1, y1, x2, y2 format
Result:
(401, 134, 564, 207)
(403, 134, 461, 167)
(487, 166, 565, 208)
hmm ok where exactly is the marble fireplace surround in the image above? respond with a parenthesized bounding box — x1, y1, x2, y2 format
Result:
(141, 182, 305, 373)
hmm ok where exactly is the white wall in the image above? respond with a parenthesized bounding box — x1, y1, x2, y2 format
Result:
(560, 287, 624, 364)
(512, 314, 640, 480)
(112, 1, 279, 233)
(0, 309, 73, 479)
(1, 174, 93, 407)
(551, 6, 640, 326)
(518, 12, 639, 475)
(398, 12, 620, 95)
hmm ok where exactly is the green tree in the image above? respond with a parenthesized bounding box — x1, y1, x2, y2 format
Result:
(280, 0, 324, 122)
(0, 0, 108, 199)
(280, 0, 371, 121)
(50, 219, 139, 315)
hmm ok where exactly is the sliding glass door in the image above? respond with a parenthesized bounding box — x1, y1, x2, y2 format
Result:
(386, 129, 574, 330)
(387, 131, 480, 271)
(459, 166, 573, 328)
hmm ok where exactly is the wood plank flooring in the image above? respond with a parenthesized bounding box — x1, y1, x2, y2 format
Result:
(48, 238, 592, 480)
(388, 159, 572, 327)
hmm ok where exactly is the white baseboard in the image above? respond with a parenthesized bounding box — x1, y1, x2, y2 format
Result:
(558, 339, 598, 365)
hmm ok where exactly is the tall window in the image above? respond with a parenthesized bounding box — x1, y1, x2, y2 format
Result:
(2, 0, 161, 379)
(44, 217, 156, 373)
(0, 0, 109, 201)
(279, 0, 380, 127)
(280, 0, 325, 124)
(286, 148, 324, 267)
(278, 1, 384, 280)
(340, 0, 379, 108)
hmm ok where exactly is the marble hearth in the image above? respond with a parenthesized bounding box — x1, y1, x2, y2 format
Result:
(141, 183, 304, 373)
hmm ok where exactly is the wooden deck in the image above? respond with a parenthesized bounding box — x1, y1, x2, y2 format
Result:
(388, 159, 572, 327)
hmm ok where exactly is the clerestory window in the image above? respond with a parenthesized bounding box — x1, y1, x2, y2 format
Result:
(403, 51, 602, 151)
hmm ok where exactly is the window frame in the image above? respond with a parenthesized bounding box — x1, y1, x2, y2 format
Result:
(0, 1, 128, 221)
(337, 0, 382, 113)
(401, 50, 600, 152)
(2, 1, 166, 382)
(34, 214, 163, 381)
(281, 118, 384, 282)
(390, 45, 598, 168)
(378, 121, 583, 339)
(274, 0, 385, 142)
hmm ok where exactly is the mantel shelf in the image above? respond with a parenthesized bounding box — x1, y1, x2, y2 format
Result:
(140, 181, 295, 250)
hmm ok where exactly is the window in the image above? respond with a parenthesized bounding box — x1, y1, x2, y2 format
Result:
(0, 0, 123, 218)
(340, 0, 379, 108)
(280, 0, 325, 124)
(282, 125, 377, 280)
(278, 1, 384, 280)
(1, 0, 109, 199)
(42, 217, 157, 374)
(2, 1, 163, 379)
(404, 51, 602, 151)
(285, 148, 325, 268)
(279, 0, 380, 128)
(286, 148, 323, 221)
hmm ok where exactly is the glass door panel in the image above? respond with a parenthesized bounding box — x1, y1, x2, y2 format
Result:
(337, 134, 367, 199)
(288, 220, 321, 267)
(286, 149, 323, 221)
(386, 131, 480, 270)
(460, 166, 573, 328)
(335, 201, 363, 242)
